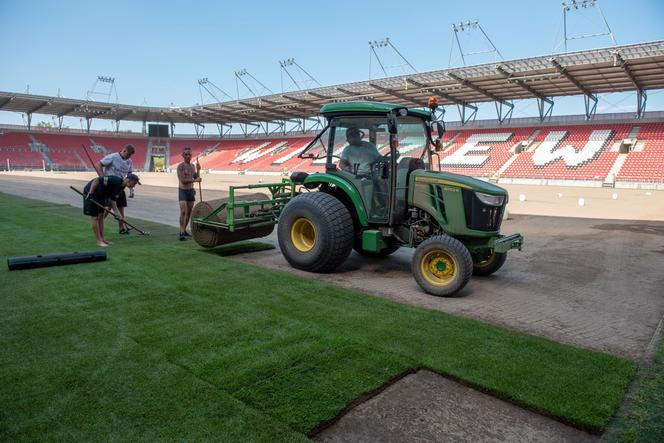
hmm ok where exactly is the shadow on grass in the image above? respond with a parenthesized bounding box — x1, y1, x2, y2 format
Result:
(200, 241, 275, 257)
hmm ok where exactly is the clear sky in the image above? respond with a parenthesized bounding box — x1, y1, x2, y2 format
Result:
(1, 0, 663, 133)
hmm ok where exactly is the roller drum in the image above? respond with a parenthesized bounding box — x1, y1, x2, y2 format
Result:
(191, 193, 275, 248)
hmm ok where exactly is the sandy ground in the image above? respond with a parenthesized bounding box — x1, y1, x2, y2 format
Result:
(315, 370, 597, 443)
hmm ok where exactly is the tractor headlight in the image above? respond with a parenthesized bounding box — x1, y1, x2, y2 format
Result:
(475, 192, 504, 207)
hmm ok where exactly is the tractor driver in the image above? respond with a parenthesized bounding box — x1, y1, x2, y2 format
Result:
(338, 127, 381, 177)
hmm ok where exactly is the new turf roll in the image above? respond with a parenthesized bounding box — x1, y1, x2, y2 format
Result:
(7, 250, 107, 271)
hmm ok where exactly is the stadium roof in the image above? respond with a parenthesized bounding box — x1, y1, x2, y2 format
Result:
(1, 40, 663, 126)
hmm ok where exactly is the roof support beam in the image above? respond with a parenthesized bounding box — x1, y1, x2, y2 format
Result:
(267, 120, 286, 136)
(235, 103, 287, 121)
(549, 58, 594, 96)
(497, 66, 553, 121)
(115, 109, 135, 121)
(613, 53, 642, 90)
(307, 91, 332, 100)
(237, 101, 304, 120)
(249, 97, 312, 118)
(281, 117, 320, 133)
(202, 106, 243, 121)
(192, 108, 236, 125)
(57, 105, 78, 117)
(447, 73, 513, 123)
(614, 52, 647, 118)
(404, 78, 471, 106)
(194, 123, 205, 138)
(496, 66, 548, 99)
(335, 87, 374, 101)
(240, 122, 261, 137)
(447, 72, 509, 104)
(368, 83, 423, 106)
(280, 94, 321, 110)
(172, 110, 205, 125)
(456, 103, 477, 125)
(550, 58, 597, 119)
(636, 90, 647, 119)
(214, 122, 232, 138)
(200, 109, 252, 126)
(404, 78, 479, 125)
(28, 101, 50, 114)
(0, 96, 14, 109)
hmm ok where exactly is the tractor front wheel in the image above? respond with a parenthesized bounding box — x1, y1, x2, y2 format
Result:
(472, 250, 507, 276)
(412, 235, 473, 297)
(278, 192, 354, 272)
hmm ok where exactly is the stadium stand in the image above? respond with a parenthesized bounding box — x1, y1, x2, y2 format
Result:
(499, 125, 630, 182)
(438, 127, 534, 176)
(0, 132, 47, 169)
(0, 121, 662, 187)
(615, 123, 664, 185)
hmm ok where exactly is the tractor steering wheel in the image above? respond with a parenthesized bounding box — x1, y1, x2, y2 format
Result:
(383, 149, 400, 161)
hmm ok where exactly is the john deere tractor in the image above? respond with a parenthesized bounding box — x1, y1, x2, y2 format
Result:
(192, 100, 523, 296)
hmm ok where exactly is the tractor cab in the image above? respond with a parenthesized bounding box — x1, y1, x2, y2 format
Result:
(300, 102, 432, 225)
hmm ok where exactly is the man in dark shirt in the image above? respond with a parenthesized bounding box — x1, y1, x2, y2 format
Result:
(83, 174, 140, 247)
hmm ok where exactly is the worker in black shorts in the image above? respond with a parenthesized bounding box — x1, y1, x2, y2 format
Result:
(97, 145, 136, 234)
(177, 147, 201, 240)
(83, 174, 141, 247)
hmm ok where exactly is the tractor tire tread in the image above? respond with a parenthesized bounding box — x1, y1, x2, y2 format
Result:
(412, 235, 473, 297)
(472, 251, 507, 276)
(278, 192, 354, 272)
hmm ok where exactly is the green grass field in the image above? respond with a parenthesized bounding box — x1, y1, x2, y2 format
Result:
(607, 338, 664, 442)
(0, 192, 637, 441)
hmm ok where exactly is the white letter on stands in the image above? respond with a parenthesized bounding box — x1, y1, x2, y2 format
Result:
(532, 130, 612, 167)
(440, 133, 512, 167)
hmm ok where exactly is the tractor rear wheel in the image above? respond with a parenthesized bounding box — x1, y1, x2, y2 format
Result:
(278, 192, 354, 272)
(412, 235, 473, 297)
(472, 250, 507, 276)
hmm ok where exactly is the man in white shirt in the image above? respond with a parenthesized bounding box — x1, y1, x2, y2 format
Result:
(97, 144, 136, 234)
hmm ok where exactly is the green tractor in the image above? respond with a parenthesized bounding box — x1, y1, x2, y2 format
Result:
(192, 100, 523, 296)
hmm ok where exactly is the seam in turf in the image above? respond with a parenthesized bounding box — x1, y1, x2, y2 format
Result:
(125, 334, 308, 438)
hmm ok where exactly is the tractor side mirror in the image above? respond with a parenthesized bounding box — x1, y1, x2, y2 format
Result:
(436, 122, 444, 137)
(387, 112, 398, 135)
(431, 120, 444, 137)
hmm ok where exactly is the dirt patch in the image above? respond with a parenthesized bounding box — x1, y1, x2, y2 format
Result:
(314, 370, 598, 443)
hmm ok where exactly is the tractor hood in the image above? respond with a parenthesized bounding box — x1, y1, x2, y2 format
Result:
(410, 170, 507, 196)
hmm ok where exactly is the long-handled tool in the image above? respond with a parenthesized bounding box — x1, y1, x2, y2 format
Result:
(81, 144, 102, 176)
(196, 157, 203, 201)
(70, 186, 150, 236)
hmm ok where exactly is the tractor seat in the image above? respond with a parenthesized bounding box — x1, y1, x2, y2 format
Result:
(398, 157, 425, 183)
(390, 157, 425, 224)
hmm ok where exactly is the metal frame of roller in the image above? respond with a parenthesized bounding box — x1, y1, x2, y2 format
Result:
(191, 180, 296, 248)
(191, 99, 524, 297)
